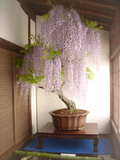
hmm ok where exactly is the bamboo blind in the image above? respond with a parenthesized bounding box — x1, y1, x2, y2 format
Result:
(0, 48, 31, 158)
(0, 48, 14, 156)
(15, 53, 30, 144)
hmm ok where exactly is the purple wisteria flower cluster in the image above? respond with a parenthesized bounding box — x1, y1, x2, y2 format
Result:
(18, 5, 101, 106)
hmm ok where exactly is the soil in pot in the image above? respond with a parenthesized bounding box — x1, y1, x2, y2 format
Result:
(55, 108, 87, 116)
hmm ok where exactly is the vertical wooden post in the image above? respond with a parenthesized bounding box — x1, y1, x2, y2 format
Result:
(12, 52, 16, 145)
(118, 3, 120, 134)
(28, 17, 31, 44)
(28, 16, 32, 134)
(35, 22, 38, 133)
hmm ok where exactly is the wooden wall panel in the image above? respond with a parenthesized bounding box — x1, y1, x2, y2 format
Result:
(110, 5, 120, 56)
(110, 5, 120, 159)
(110, 8, 119, 38)
(14, 53, 31, 144)
(0, 48, 14, 156)
(0, 38, 32, 160)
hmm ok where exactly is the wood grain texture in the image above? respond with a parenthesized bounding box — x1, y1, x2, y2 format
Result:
(0, 48, 14, 157)
(0, 41, 31, 159)
(38, 122, 99, 135)
(22, 0, 120, 31)
(38, 122, 99, 152)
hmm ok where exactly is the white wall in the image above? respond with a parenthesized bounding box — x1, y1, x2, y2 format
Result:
(36, 16, 41, 36)
(36, 16, 110, 134)
(31, 85, 37, 134)
(0, 0, 28, 47)
(86, 30, 110, 134)
(30, 19, 35, 42)
(30, 19, 37, 134)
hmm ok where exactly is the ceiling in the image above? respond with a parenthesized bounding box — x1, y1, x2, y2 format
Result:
(20, 0, 120, 31)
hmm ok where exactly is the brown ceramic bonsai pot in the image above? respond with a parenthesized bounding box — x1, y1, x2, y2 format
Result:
(49, 108, 89, 130)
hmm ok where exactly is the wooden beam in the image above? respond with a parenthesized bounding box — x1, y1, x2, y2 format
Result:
(26, 0, 118, 8)
(25, 0, 118, 10)
(25, 0, 51, 8)
(68, 6, 115, 20)
(26, 0, 115, 20)
(31, 10, 111, 31)
(34, 5, 115, 20)
(28, 17, 31, 43)
(34, 8, 111, 27)
(79, 0, 118, 9)
(17, 0, 36, 22)
(34, 9, 48, 15)
(34, 10, 45, 16)
(82, 16, 112, 27)
(63, 0, 67, 3)
(0, 37, 23, 53)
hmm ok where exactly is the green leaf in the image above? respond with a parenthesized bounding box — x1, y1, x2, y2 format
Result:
(25, 68, 33, 73)
(61, 69, 65, 81)
(81, 16, 103, 31)
(35, 75, 45, 82)
(99, 26, 103, 29)
(48, 57, 53, 60)
(56, 51, 62, 56)
(41, 14, 50, 21)
(16, 74, 20, 78)
(15, 64, 20, 69)
(43, 47, 62, 60)
(46, 0, 54, 7)
(86, 66, 95, 81)
(20, 34, 43, 54)
(17, 73, 45, 84)
(40, 56, 48, 59)
(43, 50, 50, 55)
(86, 19, 89, 25)
(14, 58, 23, 69)
(70, 3, 74, 9)
(51, 50, 55, 56)
(73, 109, 79, 112)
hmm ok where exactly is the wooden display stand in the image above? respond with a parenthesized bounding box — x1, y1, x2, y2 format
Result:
(37, 122, 99, 152)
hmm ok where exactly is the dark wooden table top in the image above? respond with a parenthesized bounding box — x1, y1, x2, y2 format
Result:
(38, 122, 99, 136)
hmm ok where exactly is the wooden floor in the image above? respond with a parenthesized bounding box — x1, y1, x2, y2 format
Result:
(6, 135, 116, 160)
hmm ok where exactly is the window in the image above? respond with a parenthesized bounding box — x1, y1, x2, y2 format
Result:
(112, 55, 120, 133)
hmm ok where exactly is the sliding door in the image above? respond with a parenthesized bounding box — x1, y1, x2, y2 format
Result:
(0, 48, 14, 156)
(0, 46, 31, 160)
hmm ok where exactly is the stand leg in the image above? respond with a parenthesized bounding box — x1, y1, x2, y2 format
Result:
(93, 137, 98, 152)
(38, 136, 43, 149)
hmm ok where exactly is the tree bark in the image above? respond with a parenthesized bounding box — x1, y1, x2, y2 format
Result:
(56, 90, 76, 110)
(39, 83, 76, 110)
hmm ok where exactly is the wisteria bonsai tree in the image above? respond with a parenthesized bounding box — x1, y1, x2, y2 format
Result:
(15, 2, 101, 112)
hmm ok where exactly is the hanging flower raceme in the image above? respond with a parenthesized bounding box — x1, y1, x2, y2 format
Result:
(16, 4, 101, 107)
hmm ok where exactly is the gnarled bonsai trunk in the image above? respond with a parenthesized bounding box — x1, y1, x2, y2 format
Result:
(56, 90, 76, 110)
(39, 83, 76, 110)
